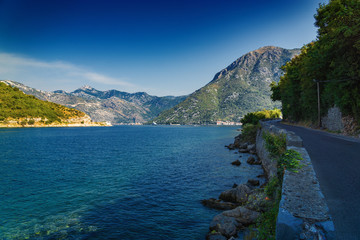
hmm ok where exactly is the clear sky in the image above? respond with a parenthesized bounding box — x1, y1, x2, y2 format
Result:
(0, 0, 327, 96)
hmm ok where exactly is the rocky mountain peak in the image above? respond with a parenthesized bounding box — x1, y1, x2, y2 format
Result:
(153, 46, 300, 124)
(80, 85, 95, 91)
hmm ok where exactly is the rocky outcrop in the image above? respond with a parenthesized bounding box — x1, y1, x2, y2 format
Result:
(208, 207, 260, 239)
(219, 184, 251, 204)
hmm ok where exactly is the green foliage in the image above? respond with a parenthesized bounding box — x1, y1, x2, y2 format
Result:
(262, 132, 286, 158)
(264, 177, 280, 198)
(257, 177, 281, 240)
(241, 109, 281, 125)
(278, 149, 303, 173)
(270, 81, 281, 102)
(241, 123, 259, 144)
(0, 82, 85, 123)
(263, 131, 303, 178)
(273, 0, 360, 123)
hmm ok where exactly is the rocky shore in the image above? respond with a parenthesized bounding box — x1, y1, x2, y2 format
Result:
(202, 132, 267, 240)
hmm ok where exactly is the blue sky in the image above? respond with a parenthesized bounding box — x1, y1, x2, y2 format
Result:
(0, 0, 326, 96)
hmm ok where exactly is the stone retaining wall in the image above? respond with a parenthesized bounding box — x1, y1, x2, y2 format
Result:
(322, 106, 343, 132)
(256, 120, 335, 240)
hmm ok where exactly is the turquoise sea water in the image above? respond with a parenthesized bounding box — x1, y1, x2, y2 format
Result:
(0, 126, 263, 239)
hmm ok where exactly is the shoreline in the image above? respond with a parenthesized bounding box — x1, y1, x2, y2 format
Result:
(0, 122, 112, 128)
(203, 130, 267, 240)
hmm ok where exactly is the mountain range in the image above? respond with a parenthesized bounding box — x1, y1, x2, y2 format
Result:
(152, 46, 300, 124)
(2, 46, 300, 125)
(1, 80, 187, 124)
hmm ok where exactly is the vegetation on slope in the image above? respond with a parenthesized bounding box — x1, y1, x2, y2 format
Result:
(153, 46, 299, 124)
(240, 108, 281, 125)
(271, 0, 360, 124)
(0, 82, 85, 124)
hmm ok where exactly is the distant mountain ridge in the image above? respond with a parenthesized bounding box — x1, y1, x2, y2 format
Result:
(1, 80, 187, 124)
(153, 46, 300, 124)
(0, 82, 105, 127)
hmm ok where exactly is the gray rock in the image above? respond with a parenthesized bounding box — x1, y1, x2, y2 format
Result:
(231, 160, 241, 166)
(246, 156, 261, 165)
(219, 184, 251, 203)
(222, 206, 260, 226)
(209, 214, 240, 238)
(249, 150, 257, 154)
(247, 144, 256, 151)
(239, 148, 249, 153)
(226, 144, 236, 150)
(239, 143, 248, 149)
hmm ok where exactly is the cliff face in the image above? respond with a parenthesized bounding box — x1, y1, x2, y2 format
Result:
(153, 46, 300, 124)
(1, 81, 187, 124)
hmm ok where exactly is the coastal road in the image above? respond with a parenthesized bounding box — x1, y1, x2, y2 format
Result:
(274, 122, 360, 240)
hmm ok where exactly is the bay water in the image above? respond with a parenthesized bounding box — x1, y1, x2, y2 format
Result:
(0, 126, 263, 239)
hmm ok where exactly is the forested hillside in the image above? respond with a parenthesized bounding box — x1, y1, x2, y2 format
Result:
(0, 82, 86, 124)
(271, 0, 360, 124)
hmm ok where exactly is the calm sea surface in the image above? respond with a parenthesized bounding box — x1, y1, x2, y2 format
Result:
(0, 126, 263, 240)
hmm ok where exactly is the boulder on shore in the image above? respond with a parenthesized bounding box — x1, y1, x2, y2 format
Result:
(209, 214, 241, 238)
(219, 184, 251, 204)
(239, 143, 248, 149)
(222, 206, 261, 226)
(208, 206, 261, 239)
(247, 144, 256, 151)
(247, 156, 261, 165)
(225, 144, 236, 150)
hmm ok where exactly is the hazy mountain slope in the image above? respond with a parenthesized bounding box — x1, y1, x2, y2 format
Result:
(1, 81, 187, 123)
(153, 46, 300, 124)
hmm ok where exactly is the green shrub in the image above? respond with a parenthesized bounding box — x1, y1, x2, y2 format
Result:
(257, 177, 281, 240)
(241, 109, 281, 125)
(241, 123, 259, 143)
(278, 149, 302, 173)
(262, 132, 286, 158)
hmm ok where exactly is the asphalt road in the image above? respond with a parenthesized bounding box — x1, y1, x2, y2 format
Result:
(274, 122, 360, 239)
